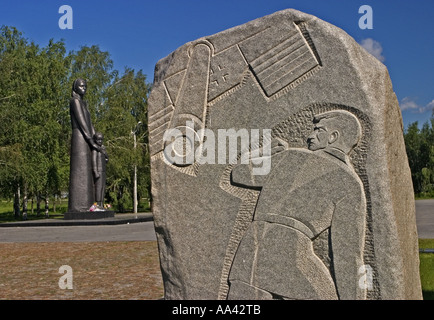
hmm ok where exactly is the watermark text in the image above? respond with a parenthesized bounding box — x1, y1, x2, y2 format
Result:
(58, 5, 73, 30)
(58, 265, 73, 289)
(163, 121, 272, 175)
(359, 5, 373, 30)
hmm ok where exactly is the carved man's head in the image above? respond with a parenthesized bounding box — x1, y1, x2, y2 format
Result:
(307, 110, 362, 154)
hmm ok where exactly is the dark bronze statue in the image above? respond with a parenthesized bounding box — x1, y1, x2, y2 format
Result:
(68, 78, 103, 212)
(92, 132, 109, 209)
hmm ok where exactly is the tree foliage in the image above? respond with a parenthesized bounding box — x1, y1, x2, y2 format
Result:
(0, 26, 150, 215)
(404, 118, 434, 197)
(96, 68, 150, 212)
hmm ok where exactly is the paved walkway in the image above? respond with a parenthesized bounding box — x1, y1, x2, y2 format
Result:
(0, 200, 432, 242)
(0, 213, 156, 243)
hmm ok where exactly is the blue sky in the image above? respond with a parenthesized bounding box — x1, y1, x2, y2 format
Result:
(1, 0, 433, 128)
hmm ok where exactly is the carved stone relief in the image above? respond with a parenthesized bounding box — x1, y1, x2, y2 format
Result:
(148, 9, 422, 300)
(221, 107, 372, 300)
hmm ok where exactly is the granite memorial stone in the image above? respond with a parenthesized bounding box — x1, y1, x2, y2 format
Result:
(148, 9, 422, 299)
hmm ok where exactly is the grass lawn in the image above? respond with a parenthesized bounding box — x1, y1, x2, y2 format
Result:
(419, 239, 434, 300)
(0, 199, 67, 223)
(0, 199, 151, 223)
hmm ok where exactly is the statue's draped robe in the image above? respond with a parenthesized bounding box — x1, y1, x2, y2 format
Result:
(68, 97, 96, 212)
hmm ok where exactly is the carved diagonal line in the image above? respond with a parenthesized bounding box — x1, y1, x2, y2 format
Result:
(249, 33, 302, 72)
(148, 111, 173, 133)
(259, 48, 312, 83)
(263, 56, 317, 92)
(148, 104, 174, 122)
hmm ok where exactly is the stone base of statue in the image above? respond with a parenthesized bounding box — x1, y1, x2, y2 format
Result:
(64, 210, 115, 220)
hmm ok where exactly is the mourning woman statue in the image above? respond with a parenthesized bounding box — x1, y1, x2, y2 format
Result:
(67, 78, 100, 212)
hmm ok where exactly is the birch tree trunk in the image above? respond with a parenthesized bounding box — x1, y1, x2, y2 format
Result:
(22, 184, 28, 220)
(13, 185, 20, 219)
(36, 194, 41, 217)
(45, 195, 49, 218)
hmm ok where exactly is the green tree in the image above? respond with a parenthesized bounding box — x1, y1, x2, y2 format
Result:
(0, 26, 31, 217)
(0, 26, 152, 218)
(404, 120, 434, 196)
(69, 45, 116, 121)
(0, 26, 71, 217)
(96, 68, 150, 212)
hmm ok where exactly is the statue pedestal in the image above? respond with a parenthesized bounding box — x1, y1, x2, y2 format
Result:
(64, 211, 115, 220)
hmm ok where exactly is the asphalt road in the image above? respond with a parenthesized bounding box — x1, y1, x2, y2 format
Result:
(415, 199, 434, 239)
(0, 221, 157, 243)
(0, 200, 432, 242)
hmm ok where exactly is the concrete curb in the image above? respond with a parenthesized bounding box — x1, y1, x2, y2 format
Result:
(0, 213, 153, 227)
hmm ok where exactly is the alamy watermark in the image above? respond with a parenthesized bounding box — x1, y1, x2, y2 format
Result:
(58, 5, 73, 30)
(58, 265, 73, 289)
(163, 121, 272, 175)
(359, 5, 373, 30)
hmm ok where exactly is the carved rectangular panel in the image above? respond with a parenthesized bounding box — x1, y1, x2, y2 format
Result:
(208, 46, 248, 101)
(239, 22, 320, 97)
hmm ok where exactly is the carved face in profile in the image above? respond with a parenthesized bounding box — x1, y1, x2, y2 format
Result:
(307, 118, 336, 151)
(307, 110, 362, 154)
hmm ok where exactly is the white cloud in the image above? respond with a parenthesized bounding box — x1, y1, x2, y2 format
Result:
(400, 97, 434, 114)
(359, 38, 385, 62)
(400, 97, 419, 111)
